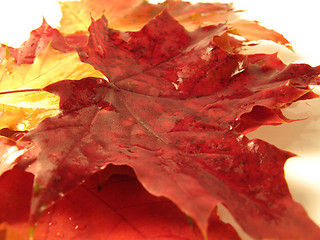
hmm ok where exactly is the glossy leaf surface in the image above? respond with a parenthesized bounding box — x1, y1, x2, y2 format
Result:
(0, 1, 319, 240)
(59, 0, 289, 48)
(0, 19, 87, 65)
(0, 44, 104, 131)
(22, 10, 320, 239)
(59, 0, 231, 33)
(33, 166, 240, 240)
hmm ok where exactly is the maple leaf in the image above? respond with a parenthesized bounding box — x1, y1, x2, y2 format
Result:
(0, 168, 33, 225)
(0, 168, 33, 240)
(58, 0, 160, 33)
(0, 166, 240, 240)
(58, 0, 290, 49)
(19, 10, 320, 239)
(228, 19, 291, 48)
(29, 165, 240, 240)
(0, 19, 88, 66)
(0, 44, 104, 131)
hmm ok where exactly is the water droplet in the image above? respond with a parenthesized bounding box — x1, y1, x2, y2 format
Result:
(39, 204, 47, 214)
(74, 224, 87, 231)
(48, 220, 57, 227)
(96, 45, 104, 56)
(236, 134, 244, 142)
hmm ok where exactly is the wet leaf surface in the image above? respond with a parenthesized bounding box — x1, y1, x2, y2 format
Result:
(23, 11, 320, 239)
(33, 166, 240, 240)
(0, 1, 319, 239)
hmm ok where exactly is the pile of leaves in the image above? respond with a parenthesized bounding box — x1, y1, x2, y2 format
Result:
(1, 0, 320, 239)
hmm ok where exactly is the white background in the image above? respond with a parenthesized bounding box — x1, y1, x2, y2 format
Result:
(0, 0, 319, 238)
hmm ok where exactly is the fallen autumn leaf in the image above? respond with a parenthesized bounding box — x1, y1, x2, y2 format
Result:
(0, 1, 319, 240)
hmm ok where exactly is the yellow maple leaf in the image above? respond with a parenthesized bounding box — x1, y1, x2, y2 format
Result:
(0, 45, 104, 131)
(58, 0, 290, 50)
(58, 0, 233, 33)
(58, 0, 151, 34)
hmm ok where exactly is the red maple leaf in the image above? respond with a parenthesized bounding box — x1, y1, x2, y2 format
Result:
(31, 165, 241, 240)
(0, 19, 87, 65)
(11, 9, 319, 239)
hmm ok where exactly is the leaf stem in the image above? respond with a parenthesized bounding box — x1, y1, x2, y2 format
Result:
(0, 88, 43, 95)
